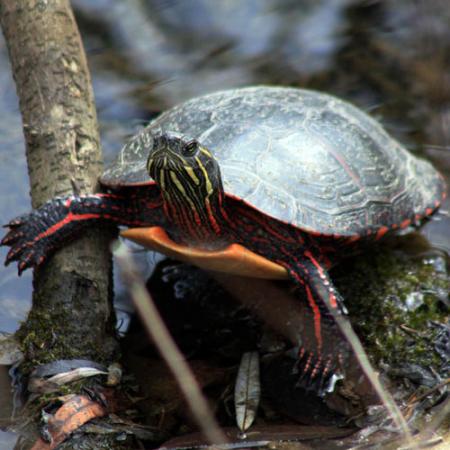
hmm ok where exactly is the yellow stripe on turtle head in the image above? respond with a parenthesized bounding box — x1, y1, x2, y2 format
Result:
(199, 146, 212, 158)
(169, 171, 198, 212)
(160, 169, 165, 190)
(195, 156, 213, 195)
(169, 171, 187, 196)
(184, 165, 200, 185)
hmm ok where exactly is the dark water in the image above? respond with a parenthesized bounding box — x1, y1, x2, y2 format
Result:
(0, 0, 449, 447)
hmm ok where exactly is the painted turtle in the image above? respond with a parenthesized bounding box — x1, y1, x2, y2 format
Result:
(2, 87, 445, 391)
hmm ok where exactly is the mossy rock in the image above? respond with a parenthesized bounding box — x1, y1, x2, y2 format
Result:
(333, 233, 449, 378)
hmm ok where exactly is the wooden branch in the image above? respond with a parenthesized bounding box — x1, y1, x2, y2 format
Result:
(0, 0, 117, 367)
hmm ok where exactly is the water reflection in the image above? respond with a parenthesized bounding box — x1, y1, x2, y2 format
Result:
(0, 40, 31, 334)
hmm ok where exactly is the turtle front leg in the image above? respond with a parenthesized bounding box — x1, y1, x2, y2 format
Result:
(278, 250, 350, 394)
(1, 192, 163, 274)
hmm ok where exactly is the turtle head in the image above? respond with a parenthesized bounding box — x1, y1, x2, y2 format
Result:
(147, 131, 228, 244)
(147, 132, 221, 195)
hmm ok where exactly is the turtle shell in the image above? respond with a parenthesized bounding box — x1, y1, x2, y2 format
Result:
(101, 86, 444, 236)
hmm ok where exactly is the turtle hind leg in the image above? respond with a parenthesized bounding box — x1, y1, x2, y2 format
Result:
(278, 251, 351, 394)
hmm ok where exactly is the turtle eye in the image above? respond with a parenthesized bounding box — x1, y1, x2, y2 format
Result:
(182, 140, 199, 157)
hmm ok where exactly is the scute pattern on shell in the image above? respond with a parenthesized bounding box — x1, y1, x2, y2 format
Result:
(102, 130, 156, 185)
(101, 86, 443, 235)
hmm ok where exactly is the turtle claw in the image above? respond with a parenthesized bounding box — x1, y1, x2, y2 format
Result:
(18, 261, 28, 276)
(1, 229, 25, 246)
(5, 243, 28, 265)
(4, 213, 29, 228)
(4, 240, 46, 275)
(294, 348, 339, 396)
(7, 220, 23, 228)
(1, 212, 50, 274)
(18, 252, 35, 276)
(19, 247, 47, 275)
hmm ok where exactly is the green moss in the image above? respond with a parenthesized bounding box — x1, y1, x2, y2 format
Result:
(16, 306, 110, 375)
(333, 236, 449, 371)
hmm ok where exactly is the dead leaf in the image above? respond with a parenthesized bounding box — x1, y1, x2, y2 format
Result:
(234, 351, 260, 432)
(30, 395, 106, 450)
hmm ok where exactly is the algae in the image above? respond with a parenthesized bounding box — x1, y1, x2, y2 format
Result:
(333, 235, 449, 374)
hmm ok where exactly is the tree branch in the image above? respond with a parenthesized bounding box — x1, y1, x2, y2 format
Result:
(0, 0, 117, 372)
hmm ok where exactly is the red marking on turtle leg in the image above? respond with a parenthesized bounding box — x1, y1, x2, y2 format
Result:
(310, 356, 323, 379)
(34, 213, 102, 241)
(304, 284, 323, 351)
(323, 357, 332, 377)
(315, 356, 333, 391)
(303, 250, 339, 309)
(278, 250, 328, 355)
(303, 353, 313, 375)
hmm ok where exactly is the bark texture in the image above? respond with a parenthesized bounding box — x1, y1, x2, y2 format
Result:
(0, 0, 117, 365)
